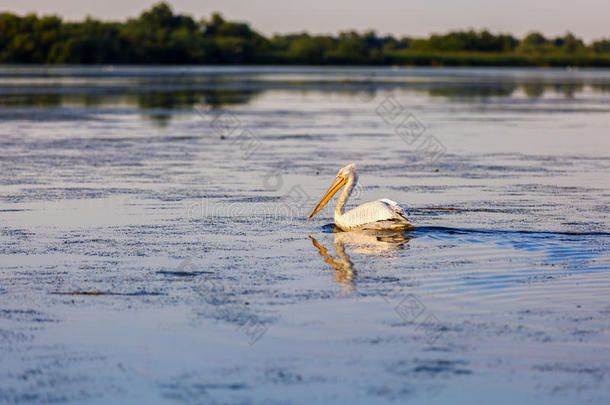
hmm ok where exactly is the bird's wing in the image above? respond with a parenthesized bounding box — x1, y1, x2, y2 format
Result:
(378, 199, 410, 221)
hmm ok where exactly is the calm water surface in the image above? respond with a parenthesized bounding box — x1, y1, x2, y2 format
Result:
(1, 66, 609, 404)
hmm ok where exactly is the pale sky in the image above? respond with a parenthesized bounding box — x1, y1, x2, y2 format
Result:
(0, 0, 608, 41)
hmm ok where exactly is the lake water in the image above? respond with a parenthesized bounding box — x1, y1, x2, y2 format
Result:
(0, 66, 609, 404)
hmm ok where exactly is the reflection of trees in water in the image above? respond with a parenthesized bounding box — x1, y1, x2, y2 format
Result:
(327, 79, 610, 102)
(0, 94, 62, 107)
(427, 81, 609, 100)
(515, 82, 588, 99)
(428, 83, 519, 99)
(2, 79, 609, 126)
(591, 83, 610, 93)
(0, 89, 261, 127)
(136, 89, 261, 127)
(136, 91, 202, 110)
(200, 90, 260, 108)
(136, 90, 204, 127)
(521, 82, 546, 98)
(520, 82, 591, 99)
(134, 89, 260, 110)
(0, 89, 257, 107)
(552, 83, 584, 98)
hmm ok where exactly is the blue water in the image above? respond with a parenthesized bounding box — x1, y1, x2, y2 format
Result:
(0, 66, 609, 404)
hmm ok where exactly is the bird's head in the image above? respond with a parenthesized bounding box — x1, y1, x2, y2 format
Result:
(337, 163, 356, 179)
(307, 163, 357, 220)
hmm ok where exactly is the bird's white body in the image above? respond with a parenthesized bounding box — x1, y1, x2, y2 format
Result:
(335, 199, 411, 231)
(308, 164, 411, 231)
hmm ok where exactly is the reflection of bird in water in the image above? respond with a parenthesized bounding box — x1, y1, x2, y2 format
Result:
(308, 164, 412, 231)
(308, 229, 412, 291)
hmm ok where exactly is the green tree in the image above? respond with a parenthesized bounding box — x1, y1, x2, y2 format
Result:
(591, 38, 610, 53)
(518, 32, 549, 52)
(0, 3, 608, 66)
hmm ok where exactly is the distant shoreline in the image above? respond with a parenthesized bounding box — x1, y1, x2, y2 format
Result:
(2, 65, 610, 72)
(1, 2, 609, 67)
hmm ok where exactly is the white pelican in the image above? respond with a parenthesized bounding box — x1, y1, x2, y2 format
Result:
(307, 164, 412, 231)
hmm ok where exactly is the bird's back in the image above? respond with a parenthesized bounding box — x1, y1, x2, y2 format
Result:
(336, 199, 411, 230)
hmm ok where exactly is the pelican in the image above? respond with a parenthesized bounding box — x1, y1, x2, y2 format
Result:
(307, 164, 412, 231)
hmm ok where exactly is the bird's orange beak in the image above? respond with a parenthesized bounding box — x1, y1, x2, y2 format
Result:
(307, 174, 347, 220)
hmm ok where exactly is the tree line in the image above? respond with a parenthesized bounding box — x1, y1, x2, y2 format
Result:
(1, 2, 609, 66)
